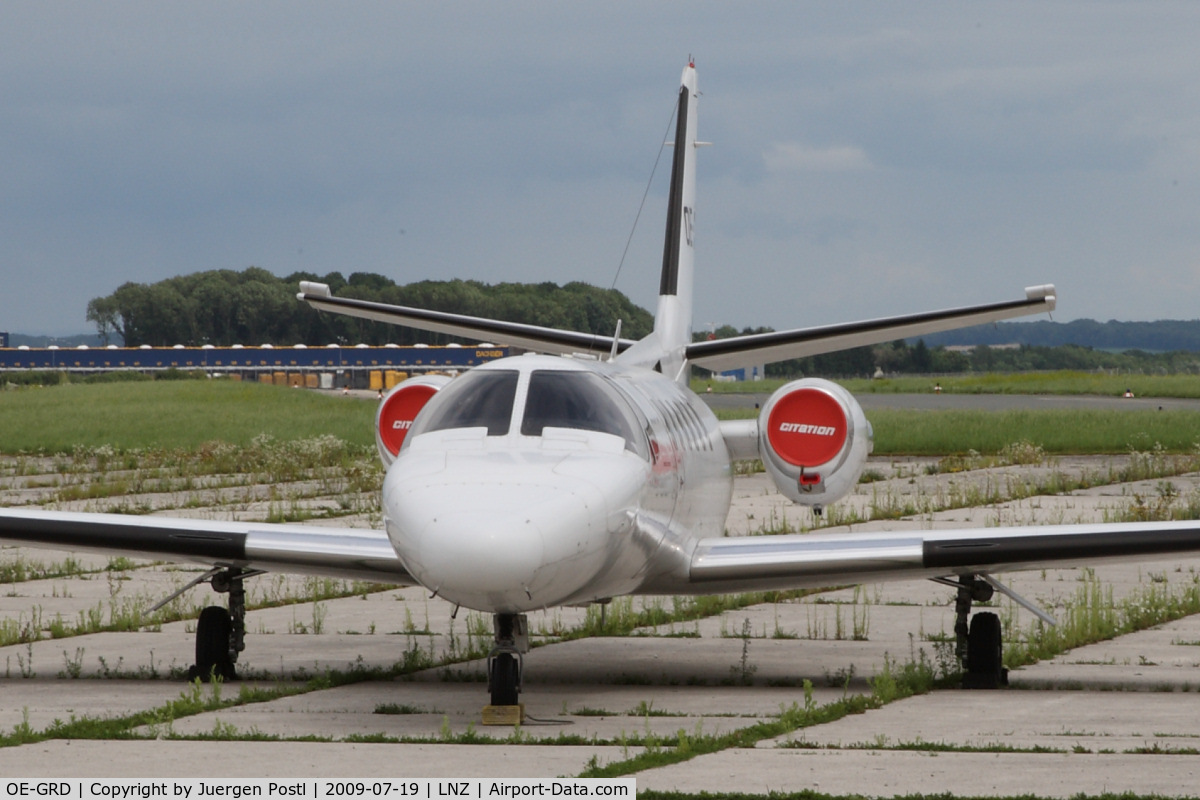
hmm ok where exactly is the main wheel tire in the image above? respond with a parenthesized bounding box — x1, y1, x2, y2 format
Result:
(189, 605, 236, 682)
(490, 653, 519, 706)
(965, 611, 1002, 686)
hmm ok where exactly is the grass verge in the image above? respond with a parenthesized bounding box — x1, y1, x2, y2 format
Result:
(0, 380, 375, 453)
(695, 371, 1200, 398)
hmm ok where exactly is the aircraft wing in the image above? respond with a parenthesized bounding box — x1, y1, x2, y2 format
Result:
(297, 282, 636, 358)
(679, 520, 1200, 594)
(686, 285, 1056, 372)
(0, 508, 415, 584)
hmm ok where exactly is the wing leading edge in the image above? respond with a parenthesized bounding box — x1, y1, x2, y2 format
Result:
(687, 285, 1056, 373)
(0, 508, 415, 584)
(297, 282, 636, 359)
(299, 281, 1055, 370)
(670, 520, 1200, 595)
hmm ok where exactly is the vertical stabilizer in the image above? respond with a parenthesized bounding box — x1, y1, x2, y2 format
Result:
(619, 62, 699, 383)
(659, 67, 696, 302)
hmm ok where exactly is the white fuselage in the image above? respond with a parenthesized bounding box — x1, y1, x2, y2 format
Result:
(381, 354, 732, 613)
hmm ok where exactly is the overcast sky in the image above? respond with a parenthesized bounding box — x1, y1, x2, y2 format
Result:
(3, 2, 1200, 337)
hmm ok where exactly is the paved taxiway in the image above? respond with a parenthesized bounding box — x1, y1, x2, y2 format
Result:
(3, 453, 1200, 795)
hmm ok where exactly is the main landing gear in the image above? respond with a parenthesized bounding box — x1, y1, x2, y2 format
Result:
(932, 574, 1006, 689)
(156, 567, 262, 682)
(955, 575, 1005, 689)
(487, 613, 529, 707)
(189, 568, 256, 681)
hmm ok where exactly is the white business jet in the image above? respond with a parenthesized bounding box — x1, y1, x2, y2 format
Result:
(3, 63, 1195, 705)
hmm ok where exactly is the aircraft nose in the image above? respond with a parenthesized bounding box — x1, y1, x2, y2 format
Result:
(383, 461, 610, 612)
(410, 491, 547, 601)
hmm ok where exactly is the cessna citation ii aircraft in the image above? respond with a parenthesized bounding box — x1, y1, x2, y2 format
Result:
(4, 62, 1200, 706)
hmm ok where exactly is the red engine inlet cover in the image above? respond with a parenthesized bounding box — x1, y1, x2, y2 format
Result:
(378, 383, 439, 457)
(766, 387, 848, 467)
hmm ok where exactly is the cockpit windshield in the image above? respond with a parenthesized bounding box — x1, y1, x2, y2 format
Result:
(410, 369, 518, 437)
(404, 366, 646, 457)
(520, 370, 645, 454)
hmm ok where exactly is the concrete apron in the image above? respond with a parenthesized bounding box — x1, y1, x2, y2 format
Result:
(0, 459, 1198, 796)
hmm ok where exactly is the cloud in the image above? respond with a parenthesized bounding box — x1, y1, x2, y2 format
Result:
(5, 4, 1200, 332)
(762, 142, 872, 173)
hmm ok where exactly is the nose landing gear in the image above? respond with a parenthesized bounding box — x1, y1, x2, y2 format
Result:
(484, 613, 528, 722)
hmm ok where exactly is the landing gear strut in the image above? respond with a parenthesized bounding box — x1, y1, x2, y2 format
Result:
(487, 613, 528, 707)
(950, 575, 1006, 689)
(185, 567, 260, 682)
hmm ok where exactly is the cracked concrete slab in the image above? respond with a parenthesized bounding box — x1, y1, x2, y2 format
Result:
(1, 455, 1200, 797)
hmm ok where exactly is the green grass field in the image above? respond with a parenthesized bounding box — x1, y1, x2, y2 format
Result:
(846, 371, 1200, 397)
(3, 377, 1199, 456)
(706, 405, 1200, 455)
(694, 371, 1200, 398)
(866, 408, 1200, 455)
(0, 379, 376, 453)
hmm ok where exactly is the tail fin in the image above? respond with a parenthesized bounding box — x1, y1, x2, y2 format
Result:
(618, 61, 699, 382)
(658, 62, 697, 316)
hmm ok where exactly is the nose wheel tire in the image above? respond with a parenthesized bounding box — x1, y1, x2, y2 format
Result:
(489, 652, 520, 706)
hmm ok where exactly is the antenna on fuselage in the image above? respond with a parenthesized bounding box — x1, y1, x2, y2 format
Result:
(608, 319, 622, 362)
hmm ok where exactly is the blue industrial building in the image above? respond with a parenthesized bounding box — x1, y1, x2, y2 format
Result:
(0, 344, 510, 387)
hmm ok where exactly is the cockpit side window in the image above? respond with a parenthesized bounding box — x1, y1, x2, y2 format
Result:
(410, 370, 518, 437)
(521, 370, 645, 454)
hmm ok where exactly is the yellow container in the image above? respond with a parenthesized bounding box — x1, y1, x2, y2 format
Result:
(369, 370, 383, 391)
(258, 373, 273, 384)
(305, 374, 318, 389)
(273, 371, 287, 386)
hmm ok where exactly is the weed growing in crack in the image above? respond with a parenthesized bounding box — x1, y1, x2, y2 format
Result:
(728, 618, 757, 686)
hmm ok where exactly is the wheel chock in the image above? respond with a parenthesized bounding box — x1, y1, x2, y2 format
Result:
(481, 704, 525, 726)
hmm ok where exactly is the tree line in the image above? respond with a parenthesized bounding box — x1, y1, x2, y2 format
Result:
(84, 268, 1200, 377)
(85, 268, 653, 348)
(698, 325, 1200, 378)
(920, 318, 1200, 353)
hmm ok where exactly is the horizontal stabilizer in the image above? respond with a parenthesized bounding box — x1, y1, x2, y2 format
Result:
(298, 283, 635, 358)
(687, 285, 1056, 372)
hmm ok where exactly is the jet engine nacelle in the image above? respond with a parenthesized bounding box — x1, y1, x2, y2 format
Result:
(758, 378, 873, 511)
(375, 374, 452, 466)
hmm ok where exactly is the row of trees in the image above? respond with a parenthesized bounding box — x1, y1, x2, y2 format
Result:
(869, 340, 1200, 376)
(85, 268, 653, 348)
(922, 318, 1200, 352)
(700, 325, 1200, 378)
(85, 268, 1200, 377)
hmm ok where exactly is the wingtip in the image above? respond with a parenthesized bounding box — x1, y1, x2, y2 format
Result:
(1024, 283, 1056, 311)
(297, 281, 331, 300)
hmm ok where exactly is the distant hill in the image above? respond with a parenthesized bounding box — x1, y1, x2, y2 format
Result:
(914, 319, 1200, 352)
